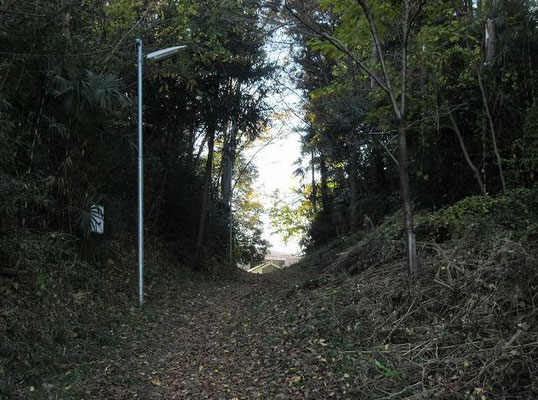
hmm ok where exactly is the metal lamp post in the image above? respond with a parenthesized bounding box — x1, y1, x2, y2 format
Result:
(137, 38, 186, 305)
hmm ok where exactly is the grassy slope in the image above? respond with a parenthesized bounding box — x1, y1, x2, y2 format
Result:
(246, 191, 538, 398)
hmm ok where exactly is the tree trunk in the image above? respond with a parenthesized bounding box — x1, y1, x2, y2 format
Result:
(148, 171, 169, 227)
(349, 139, 359, 232)
(441, 93, 487, 195)
(481, 115, 487, 191)
(448, 109, 486, 195)
(485, 18, 496, 65)
(221, 78, 241, 212)
(311, 150, 317, 212)
(397, 120, 417, 277)
(356, 0, 417, 276)
(194, 120, 216, 267)
(186, 129, 196, 173)
(370, 42, 379, 89)
(477, 67, 506, 193)
(220, 121, 237, 211)
(221, 120, 238, 269)
(372, 144, 386, 192)
(62, 12, 72, 43)
(319, 154, 330, 212)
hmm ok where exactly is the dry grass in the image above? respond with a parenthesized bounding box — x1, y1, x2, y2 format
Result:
(298, 235, 538, 398)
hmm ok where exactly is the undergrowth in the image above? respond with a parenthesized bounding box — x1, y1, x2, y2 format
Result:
(252, 190, 538, 398)
(2, 190, 538, 398)
(0, 232, 194, 399)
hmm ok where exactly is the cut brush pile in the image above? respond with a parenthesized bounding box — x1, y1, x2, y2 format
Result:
(261, 192, 538, 398)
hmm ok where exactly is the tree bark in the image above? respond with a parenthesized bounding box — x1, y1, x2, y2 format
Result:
(485, 18, 496, 65)
(438, 87, 487, 195)
(221, 121, 237, 209)
(445, 101, 487, 195)
(194, 120, 216, 267)
(319, 153, 330, 212)
(311, 150, 317, 212)
(397, 119, 417, 276)
(349, 138, 359, 232)
(477, 67, 506, 193)
(356, 0, 417, 276)
(372, 144, 386, 192)
(221, 78, 241, 211)
(370, 42, 379, 89)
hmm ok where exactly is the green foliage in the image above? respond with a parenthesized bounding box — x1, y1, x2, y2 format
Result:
(510, 101, 538, 184)
(232, 158, 269, 264)
(414, 189, 538, 241)
(286, 0, 538, 249)
(0, 0, 273, 267)
(269, 189, 315, 247)
(0, 3, 273, 392)
(53, 71, 129, 115)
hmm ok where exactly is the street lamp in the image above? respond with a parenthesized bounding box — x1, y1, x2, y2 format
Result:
(137, 38, 186, 306)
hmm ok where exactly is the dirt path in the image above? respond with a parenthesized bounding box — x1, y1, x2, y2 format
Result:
(87, 275, 347, 400)
(135, 281, 278, 400)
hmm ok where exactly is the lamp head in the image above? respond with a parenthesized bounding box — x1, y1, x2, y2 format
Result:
(146, 46, 186, 61)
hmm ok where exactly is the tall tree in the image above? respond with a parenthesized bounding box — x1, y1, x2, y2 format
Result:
(285, 0, 423, 275)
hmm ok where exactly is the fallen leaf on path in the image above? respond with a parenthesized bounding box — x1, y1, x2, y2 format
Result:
(289, 375, 301, 385)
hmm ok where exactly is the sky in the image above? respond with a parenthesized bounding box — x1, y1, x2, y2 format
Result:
(245, 117, 303, 255)
(243, 32, 305, 255)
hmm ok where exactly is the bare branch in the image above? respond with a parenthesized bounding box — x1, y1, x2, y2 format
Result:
(441, 92, 487, 196)
(283, 0, 390, 93)
(101, 8, 151, 74)
(400, 0, 411, 115)
(355, 0, 401, 120)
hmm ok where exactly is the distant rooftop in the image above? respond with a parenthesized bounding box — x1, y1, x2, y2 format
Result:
(266, 250, 295, 258)
(265, 250, 300, 267)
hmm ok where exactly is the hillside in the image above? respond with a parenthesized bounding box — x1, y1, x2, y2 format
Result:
(247, 192, 538, 398)
(3, 192, 537, 399)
